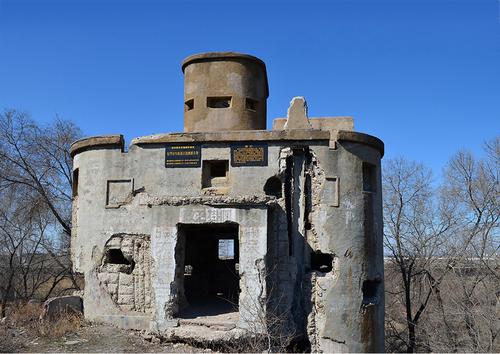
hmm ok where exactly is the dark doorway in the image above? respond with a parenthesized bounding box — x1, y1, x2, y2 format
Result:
(178, 223, 239, 318)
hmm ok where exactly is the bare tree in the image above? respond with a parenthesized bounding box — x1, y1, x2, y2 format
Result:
(433, 137, 499, 352)
(0, 109, 82, 312)
(0, 187, 32, 317)
(0, 185, 49, 315)
(384, 138, 499, 353)
(0, 110, 80, 236)
(383, 158, 456, 352)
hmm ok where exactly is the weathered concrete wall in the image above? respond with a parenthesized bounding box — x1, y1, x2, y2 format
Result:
(72, 142, 281, 332)
(261, 138, 384, 352)
(71, 126, 384, 351)
(306, 142, 384, 352)
(182, 52, 268, 132)
(148, 206, 268, 332)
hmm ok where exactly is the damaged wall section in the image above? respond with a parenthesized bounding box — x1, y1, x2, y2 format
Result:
(98, 234, 153, 313)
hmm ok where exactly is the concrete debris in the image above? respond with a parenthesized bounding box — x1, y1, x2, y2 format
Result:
(40, 295, 83, 321)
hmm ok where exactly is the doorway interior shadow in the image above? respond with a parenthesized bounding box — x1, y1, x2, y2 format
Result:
(177, 223, 240, 319)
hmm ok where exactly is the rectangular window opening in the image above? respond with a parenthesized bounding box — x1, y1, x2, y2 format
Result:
(201, 160, 229, 188)
(72, 169, 79, 197)
(184, 99, 194, 112)
(207, 96, 231, 108)
(363, 162, 376, 192)
(202, 160, 229, 188)
(245, 98, 258, 111)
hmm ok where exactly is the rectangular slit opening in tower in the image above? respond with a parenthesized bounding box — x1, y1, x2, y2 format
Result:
(207, 96, 231, 108)
(245, 98, 258, 111)
(72, 169, 79, 197)
(178, 223, 240, 319)
(184, 98, 194, 111)
(362, 162, 376, 192)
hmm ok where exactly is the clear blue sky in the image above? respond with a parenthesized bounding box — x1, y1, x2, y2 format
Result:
(1, 0, 499, 177)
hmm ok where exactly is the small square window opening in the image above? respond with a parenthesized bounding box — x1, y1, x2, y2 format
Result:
(202, 160, 229, 188)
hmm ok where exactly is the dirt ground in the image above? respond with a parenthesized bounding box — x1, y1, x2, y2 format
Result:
(0, 303, 208, 353)
(1, 321, 208, 353)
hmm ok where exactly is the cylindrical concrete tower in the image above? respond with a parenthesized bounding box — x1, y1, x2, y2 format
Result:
(181, 52, 269, 132)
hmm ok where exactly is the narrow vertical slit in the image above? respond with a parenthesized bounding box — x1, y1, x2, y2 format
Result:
(303, 149, 312, 239)
(72, 168, 79, 197)
(284, 155, 294, 256)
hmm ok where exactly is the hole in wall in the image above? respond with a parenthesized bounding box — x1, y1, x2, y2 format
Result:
(106, 249, 130, 265)
(207, 96, 231, 108)
(210, 161, 227, 178)
(104, 248, 135, 273)
(311, 252, 333, 273)
(263, 176, 282, 198)
(362, 279, 380, 305)
(362, 162, 376, 192)
(202, 160, 229, 188)
(245, 98, 258, 111)
(284, 155, 294, 256)
(72, 169, 79, 197)
(184, 98, 194, 111)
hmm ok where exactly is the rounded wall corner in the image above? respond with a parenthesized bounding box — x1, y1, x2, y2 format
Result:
(70, 135, 125, 157)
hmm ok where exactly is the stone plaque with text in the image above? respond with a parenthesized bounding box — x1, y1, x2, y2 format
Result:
(231, 143, 268, 167)
(165, 144, 201, 168)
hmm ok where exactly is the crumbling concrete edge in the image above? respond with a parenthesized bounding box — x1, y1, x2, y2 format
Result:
(335, 130, 384, 157)
(131, 129, 330, 145)
(70, 135, 124, 157)
(132, 193, 278, 208)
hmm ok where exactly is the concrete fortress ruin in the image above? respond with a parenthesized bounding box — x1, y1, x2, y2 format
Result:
(70, 52, 385, 352)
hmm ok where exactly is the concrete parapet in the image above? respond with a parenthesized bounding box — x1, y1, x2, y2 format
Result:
(273, 116, 354, 132)
(70, 135, 124, 157)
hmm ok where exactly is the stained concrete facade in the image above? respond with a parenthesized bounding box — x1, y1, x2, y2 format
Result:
(71, 52, 385, 352)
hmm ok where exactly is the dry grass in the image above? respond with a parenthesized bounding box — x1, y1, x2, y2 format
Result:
(10, 302, 83, 337)
(0, 302, 84, 352)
